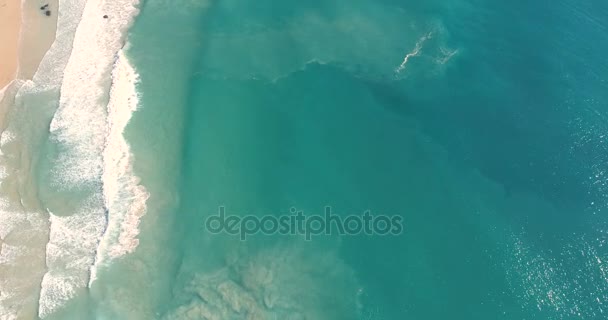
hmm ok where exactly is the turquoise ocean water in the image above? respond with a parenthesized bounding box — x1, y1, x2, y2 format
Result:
(121, 0, 608, 319)
(12, 0, 608, 319)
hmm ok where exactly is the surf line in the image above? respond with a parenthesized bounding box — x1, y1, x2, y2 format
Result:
(395, 31, 433, 73)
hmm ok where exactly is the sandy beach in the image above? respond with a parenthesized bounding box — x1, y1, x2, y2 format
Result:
(0, 0, 21, 89)
(18, 0, 59, 79)
(0, 1, 59, 318)
(0, 0, 59, 91)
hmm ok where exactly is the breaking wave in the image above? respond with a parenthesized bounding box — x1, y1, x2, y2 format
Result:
(0, 0, 145, 318)
(41, 0, 144, 316)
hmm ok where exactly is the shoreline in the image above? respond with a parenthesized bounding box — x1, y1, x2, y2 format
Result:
(0, 0, 145, 317)
(0, 1, 60, 319)
(17, 0, 59, 80)
(0, 0, 59, 91)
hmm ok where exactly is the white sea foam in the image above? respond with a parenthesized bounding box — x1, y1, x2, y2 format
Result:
(0, 130, 16, 148)
(0, 126, 49, 319)
(0, 0, 145, 317)
(91, 48, 149, 282)
(0, 8, 91, 314)
(36, 0, 143, 317)
(39, 207, 106, 318)
(395, 31, 433, 73)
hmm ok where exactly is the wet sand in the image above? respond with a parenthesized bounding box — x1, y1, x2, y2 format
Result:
(0, 1, 60, 318)
(18, 0, 59, 79)
(0, 0, 59, 91)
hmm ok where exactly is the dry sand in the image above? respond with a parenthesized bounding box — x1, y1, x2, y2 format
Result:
(0, 0, 59, 90)
(0, 0, 21, 88)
